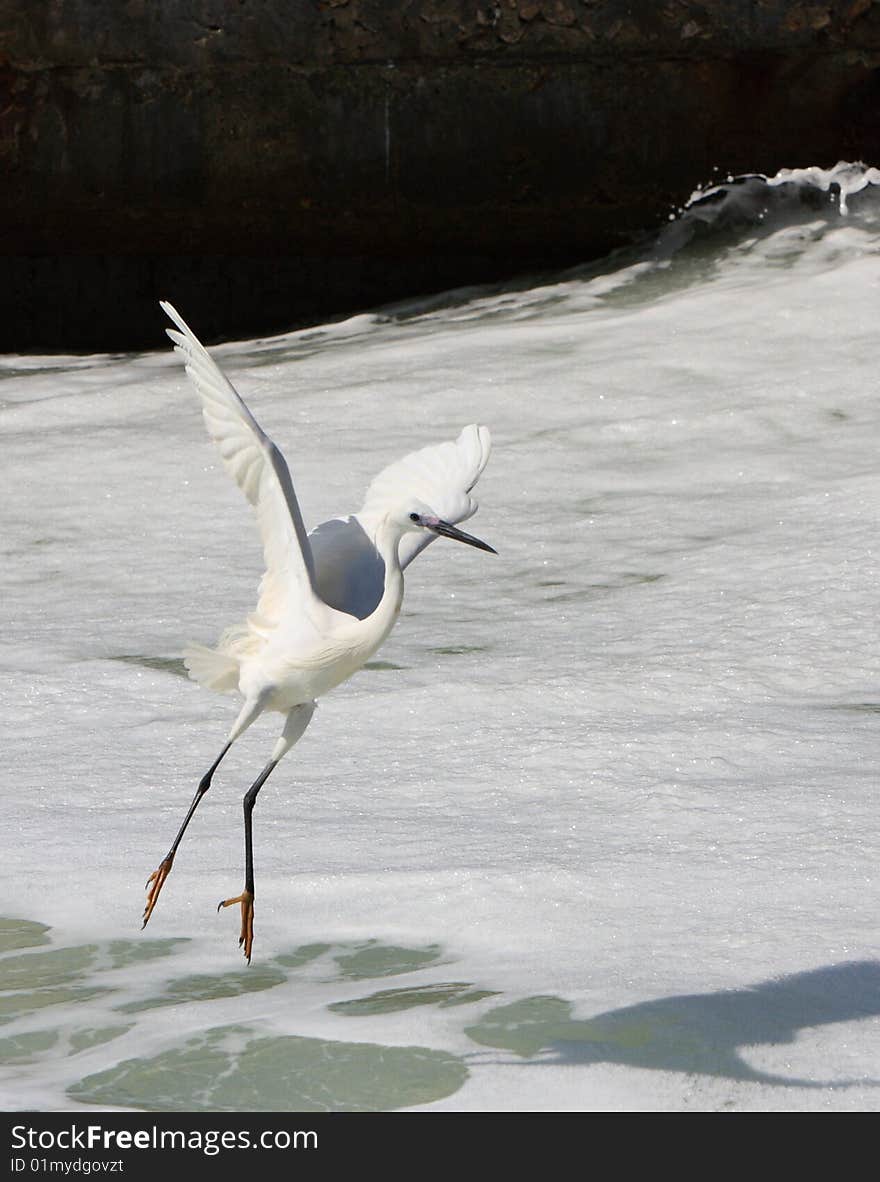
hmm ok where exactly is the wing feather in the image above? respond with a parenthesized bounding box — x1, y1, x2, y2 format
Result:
(161, 301, 318, 624)
(360, 424, 492, 570)
(305, 426, 492, 620)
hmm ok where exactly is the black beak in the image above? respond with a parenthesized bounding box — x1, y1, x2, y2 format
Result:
(427, 519, 497, 554)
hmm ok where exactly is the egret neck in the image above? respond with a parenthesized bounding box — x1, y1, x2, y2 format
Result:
(359, 510, 407, 633)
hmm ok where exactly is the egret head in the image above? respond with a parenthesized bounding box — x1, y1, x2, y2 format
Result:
(400, 500, 497, 555)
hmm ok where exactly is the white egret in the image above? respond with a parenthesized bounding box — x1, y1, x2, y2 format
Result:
(142, 301, 495, 960)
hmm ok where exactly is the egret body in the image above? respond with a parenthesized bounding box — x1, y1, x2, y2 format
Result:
(142, 302, 495, 960)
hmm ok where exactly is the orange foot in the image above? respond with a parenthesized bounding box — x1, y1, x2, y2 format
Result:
(143, 855, 175, 928)
(218, 890, 254, 962)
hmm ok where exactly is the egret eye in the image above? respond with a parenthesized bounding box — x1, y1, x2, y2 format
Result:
(409, 512, 421, 523)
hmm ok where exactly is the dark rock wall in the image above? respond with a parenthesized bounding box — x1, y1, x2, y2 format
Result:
(4, 1, 880, 349)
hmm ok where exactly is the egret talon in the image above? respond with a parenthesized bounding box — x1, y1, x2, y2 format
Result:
(218, 891, 254, 962)
(142, 855, 175, 928)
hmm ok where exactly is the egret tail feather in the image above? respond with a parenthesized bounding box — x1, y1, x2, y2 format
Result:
(183, 643, 240, 693)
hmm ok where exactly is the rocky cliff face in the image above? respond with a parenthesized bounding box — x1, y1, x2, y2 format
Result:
(4, 1, 880, 349)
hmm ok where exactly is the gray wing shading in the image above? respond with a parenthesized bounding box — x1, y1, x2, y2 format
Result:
(308, 516, 386, 621)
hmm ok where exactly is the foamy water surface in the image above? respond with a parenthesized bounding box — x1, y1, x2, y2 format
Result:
(2, 162, 879, 1112)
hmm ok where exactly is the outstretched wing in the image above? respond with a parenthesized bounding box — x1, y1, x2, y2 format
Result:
(161, 301, 318, 623)
(306, 425, 491, 620)
(361, 424, 492, 570)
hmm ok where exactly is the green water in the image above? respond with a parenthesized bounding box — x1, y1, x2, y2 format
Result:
(69, 1026, 468, 1113)
(2, 917, 856, 1109)
(0, 919, 484, 1111)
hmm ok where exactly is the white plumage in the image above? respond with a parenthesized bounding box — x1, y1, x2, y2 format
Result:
(143, 301, 496, 961)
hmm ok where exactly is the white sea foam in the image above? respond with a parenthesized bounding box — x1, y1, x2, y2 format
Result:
(1, 163, 879, 1112)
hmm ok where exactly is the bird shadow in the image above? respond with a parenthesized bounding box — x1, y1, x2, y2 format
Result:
(463, 961, 880, 1089)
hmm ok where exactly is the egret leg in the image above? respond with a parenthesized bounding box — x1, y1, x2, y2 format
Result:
(218, 702, 315, 962)
(218, 757, 277, 961)
(142, 694, 266, 928)
(142, 741, 231, 927)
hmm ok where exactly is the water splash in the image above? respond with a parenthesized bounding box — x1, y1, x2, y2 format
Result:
(688, 161, 880, 217)
(656, 160, 880, 260)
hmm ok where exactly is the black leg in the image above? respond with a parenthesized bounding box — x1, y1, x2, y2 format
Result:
(243, 758, 278, 895)
(142, 740, 232, 927)
(218, 757, 279, 962)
